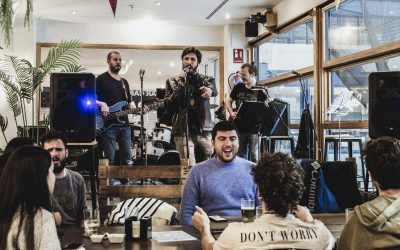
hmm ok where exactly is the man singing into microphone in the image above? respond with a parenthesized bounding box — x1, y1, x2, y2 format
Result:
(96, 51, 147, 184)
(163, 47, 218, 164)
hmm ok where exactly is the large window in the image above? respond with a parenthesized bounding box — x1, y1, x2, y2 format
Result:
(268, 77, 314, 124)
(325, 0, 400, 60)
(257, 20, 314, 80)
(329, 56, 400, 121)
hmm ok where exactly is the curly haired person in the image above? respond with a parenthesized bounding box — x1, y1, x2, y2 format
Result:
(192, 153, 334, 250)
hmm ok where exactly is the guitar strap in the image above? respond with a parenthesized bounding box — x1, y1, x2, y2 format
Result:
(120, 78, 129, 101)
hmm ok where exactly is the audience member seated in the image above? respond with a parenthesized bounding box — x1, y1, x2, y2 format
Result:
(0, 137, 35, 177)
(0, 146, 61, 250)
(192, 153, 335, 250)
(180, 121, 259, 225)
(338, 136, 400, 250)
(40, 131, 87, 226)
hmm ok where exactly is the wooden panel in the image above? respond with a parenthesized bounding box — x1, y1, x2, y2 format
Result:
(99, 185, 183, 199)
(98, 165, 182, 179)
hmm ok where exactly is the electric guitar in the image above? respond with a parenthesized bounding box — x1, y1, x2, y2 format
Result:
(96, 100, 164, 134)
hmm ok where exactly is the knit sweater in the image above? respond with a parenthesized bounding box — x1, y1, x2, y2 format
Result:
(180, 156, 258, 225)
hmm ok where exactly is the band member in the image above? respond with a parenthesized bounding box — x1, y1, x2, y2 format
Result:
(226, 63, 269, 163)
(163, 47, 218, 164)
(96, 51, 147, 183)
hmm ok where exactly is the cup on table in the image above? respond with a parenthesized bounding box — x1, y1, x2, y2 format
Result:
(241, 198, 255, 223)
(84, 208, 100, 236)
(256, 206, 263, 219)
(345, 208, 354, 222)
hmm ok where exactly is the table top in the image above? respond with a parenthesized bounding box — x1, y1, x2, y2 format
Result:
(60, 213, 345, 249)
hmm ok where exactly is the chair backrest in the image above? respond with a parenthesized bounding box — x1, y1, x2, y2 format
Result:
(104, 198, 178, 226)
(98, 160, 187, 222)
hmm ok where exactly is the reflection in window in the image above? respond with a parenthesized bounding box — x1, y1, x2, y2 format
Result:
(329, 56, 400, 121)
(256, 20, 314, 81)
(268, 77, 314, 124)
(325, 0, 400, 60)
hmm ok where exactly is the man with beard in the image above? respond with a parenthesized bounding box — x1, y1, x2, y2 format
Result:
(226, 63, 269, 163)
(163, 47, 217, 164)
(40, 130, 86, 226)
(179, 121, 259, 225)
(96, 51, 147, 182)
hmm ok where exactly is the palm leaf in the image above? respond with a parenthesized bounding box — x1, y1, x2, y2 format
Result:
(0, 0, 13, 47)
(0, 72, 21, 118)
(61, 64, 86, 73)
(40, 40, 82, 75)
(0, 113, 8, 131)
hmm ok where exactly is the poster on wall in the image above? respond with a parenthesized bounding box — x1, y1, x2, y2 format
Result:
(233, 48, 244, 63)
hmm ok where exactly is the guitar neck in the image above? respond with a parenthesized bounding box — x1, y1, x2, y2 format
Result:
(118, 102, 163, 117)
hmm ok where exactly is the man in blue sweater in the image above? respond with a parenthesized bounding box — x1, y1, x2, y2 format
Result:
(180, 121, 259, 225)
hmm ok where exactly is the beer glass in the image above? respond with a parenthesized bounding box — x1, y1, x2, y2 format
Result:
(241, 198, 255, 222)
(84, 208, 100, 236)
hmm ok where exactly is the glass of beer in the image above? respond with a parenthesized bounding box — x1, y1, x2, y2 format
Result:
(241, 198, 255, 223)
(84, 208, 100, 236)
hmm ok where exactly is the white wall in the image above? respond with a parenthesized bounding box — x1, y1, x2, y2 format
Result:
(0, 18, 36, 147)
(223, 24, 248, 101)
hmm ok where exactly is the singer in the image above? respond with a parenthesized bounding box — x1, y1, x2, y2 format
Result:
(163, 47, 218, 164)
(96, 51, 147, 184)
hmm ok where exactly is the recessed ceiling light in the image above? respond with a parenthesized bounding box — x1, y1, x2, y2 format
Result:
(157, 70, 162, 74)
(393, 65, 398, 68)
(389, 10, 394, 15)
(225, 13, 230, 19)
(71, 10, 78, 15)
(155, 2, 161, 6)
(169, 62, 175, 67)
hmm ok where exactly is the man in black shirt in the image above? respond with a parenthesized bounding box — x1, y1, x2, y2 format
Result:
(226, 63, 268, 163)
(163, 47, 218, 164)
(96, 51, 146, 181)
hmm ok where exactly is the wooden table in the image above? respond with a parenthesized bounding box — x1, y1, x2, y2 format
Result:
(60, 213, 345, 249)
(60, 225, 201, 250)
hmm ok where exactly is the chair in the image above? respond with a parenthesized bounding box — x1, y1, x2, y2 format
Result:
(104, 197, 178, 226)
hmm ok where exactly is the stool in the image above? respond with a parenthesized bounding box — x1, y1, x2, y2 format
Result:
(323, 135, 367, 192)
(260, 135, 295, 154)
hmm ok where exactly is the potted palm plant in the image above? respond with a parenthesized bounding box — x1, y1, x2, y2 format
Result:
(0, 39, 84, 142)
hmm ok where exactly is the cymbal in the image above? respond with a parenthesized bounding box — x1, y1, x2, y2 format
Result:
(209, 104, 219, 109)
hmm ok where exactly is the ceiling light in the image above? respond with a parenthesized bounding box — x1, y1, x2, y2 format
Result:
(155, 2, 161, 6)
(157, 70, 162, 74)
(225, 13, 230, 19)
(169, 62, 175, 67)
(71, 10, 78, 15)
(389, 10, 394, 15)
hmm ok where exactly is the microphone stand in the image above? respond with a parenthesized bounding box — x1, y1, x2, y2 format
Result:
(139, 69, 147, 165)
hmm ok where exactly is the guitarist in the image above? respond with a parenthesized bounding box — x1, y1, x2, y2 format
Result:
(163, 47, 218, 164)
(226, 63, 269, 163)
(96, 51, 147, 184)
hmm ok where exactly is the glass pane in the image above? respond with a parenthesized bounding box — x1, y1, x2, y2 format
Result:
(329, 56, 400, 121)
(325, 0, 400, 60)
(268, 77, 314, 124)
(257, 20, 314, 80)
(324, 129, 369, 190)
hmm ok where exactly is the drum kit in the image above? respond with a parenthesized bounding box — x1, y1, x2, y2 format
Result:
(130, 124, 180, 165)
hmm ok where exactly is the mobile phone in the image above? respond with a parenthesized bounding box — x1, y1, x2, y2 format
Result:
(209, 215, 227, 222)
(63, 242, 84, 249)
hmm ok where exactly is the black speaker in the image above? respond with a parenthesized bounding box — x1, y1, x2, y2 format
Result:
(50, 73, 96, 143)
(369, 72, 400, 139)
(262, 99, 290, 136)
(245, 20, 258, 37)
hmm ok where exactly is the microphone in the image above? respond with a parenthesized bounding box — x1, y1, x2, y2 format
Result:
(292, 70, 303, 77)
(182, 66, 191, 74)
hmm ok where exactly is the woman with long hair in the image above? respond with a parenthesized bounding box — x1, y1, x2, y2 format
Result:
(0, 146, 60, 250)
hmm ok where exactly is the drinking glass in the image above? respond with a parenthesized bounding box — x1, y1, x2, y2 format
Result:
(84, 208, 100, 236)
(241, 198, 255, 223)
(345, 208, 354, 222)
